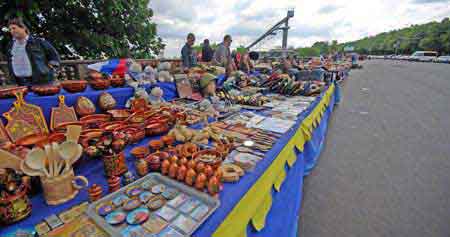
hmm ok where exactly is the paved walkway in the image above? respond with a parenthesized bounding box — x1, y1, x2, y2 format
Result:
(299, 60, 450, 237)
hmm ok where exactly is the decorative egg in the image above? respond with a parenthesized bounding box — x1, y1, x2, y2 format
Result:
(208, 176, 220, 195)
(161, 160, 170, 175)
(98, 92, 117, 111)
(168, 163, 179, 178)
(185, 168, 197, 186)
(177, 165, 187, 181)
(75, 96, 96, 116)
(195, 173, 207, 190)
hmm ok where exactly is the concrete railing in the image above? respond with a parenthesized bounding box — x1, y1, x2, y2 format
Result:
(0, 58, 182, 85)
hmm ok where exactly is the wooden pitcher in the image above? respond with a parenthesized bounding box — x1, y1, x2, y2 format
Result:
(40, 169, 88, 205)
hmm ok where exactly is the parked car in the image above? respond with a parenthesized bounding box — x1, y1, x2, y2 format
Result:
(434, 56, 450, 64)
(410, 51, 438, 62)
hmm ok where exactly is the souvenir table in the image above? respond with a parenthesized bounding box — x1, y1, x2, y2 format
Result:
(0, 80, 338, 237)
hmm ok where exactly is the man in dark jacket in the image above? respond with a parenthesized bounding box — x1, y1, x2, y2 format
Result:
(6, 18, 60, 86)
(181, 33, 197, 70)
(201, 39, 213, 62)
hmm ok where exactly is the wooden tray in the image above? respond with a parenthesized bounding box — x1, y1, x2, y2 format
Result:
(3, 92, 49, 142)
(0, 120, 11, 144)
(51, 95, 78, 131)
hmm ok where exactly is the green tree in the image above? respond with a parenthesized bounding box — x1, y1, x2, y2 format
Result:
(0, 0, 164, 59)
(297, 47, 320, 57)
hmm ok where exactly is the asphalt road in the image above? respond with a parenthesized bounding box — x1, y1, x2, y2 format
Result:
(298, 60, 450, 237)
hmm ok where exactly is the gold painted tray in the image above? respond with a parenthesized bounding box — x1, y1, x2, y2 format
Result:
(3, 92, 49, 142)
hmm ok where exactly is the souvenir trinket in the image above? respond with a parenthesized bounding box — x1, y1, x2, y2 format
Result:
(142, 214, 168, 234)
(176, 165, 187, 182)
(45, 214, 64, 229)
(61, 80, 88, 93)
(0, 86, 28, 99)
(107, 176, 121, 193)
(151, 184, 166, 194)
(50, 95, 78, 131)
(31, 84, 61, 96)
(179, 199, 201, 214)
(46, 215, 108, 237)
(126, 207, 150, 225)
(125, 186, 142, 197)
(90, 79, 111, 90)
(207, 176, 220, 196)
(167, 193, 188, 208)
(135, 158, 149, 176)
(123, 198, 141, 211)
(131, 146, 149, 159)
(103, 152, 128, 177)
(161, 159, 170, 175)
(0, 182, 32, 224)
(112, 194, 129, 207)
(168, 162, 179, 178)
(139, 191, 154, 203)
(110, 73, 126, 87)
(0, 121, 11, 145)
(195, 172, 207, 191)
(185, 168, 197, 186)
(122, 171, 135, 185)
(141, 178, 158, 190)
(98, 92, 117, 111)
(162, 187, 179, 200)
(121, 225, 148, 237)
(219, 163, 245, 182)
(75, 96, 96, 117)
(147, 196, 166, 211)
(97, 203, 114, 216)
(88, 184, 103, 202)
(159, 226, 185, 237)
(35, 222, 51, 236)
(3, 91, 49, 142)
(190, 204, 210, 221)
(172, 214, 197, 234)
(40, 169, 88, 205)
(155, 205, 178, 222)
(105, 210, 126, 225)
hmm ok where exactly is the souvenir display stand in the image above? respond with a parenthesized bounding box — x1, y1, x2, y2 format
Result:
(0, 63, 344, 237)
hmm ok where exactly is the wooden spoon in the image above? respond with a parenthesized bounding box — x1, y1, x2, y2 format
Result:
(57, 141, 82, 174)
(25, 147, 50, 177)
(20, 160, 45, 177)
(44, 145, 55, 177)
(66, 125, 82, 143)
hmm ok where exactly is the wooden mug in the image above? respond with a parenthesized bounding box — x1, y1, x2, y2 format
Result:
(40, 169, 88, 205)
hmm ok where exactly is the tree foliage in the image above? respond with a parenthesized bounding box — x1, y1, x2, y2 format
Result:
(0, 0, 164, 60)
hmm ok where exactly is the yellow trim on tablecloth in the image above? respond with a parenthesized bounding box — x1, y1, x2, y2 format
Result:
(212, 83, 335, 237)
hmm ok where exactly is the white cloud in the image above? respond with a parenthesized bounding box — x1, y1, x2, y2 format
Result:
(148, 0, 450, 57)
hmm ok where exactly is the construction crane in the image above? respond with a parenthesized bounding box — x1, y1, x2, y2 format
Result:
(246, 9, 294, 57)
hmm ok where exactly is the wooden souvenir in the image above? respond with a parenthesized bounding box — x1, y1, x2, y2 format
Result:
(51, 95, 78, 131)
(46, 214, 108, 237)
(0, 183, 32, 224)
(98, 92, 116, 111)
(40, 169, 89, 205)
(102, 152, 128, 177)
(75, 96, 96, 117)
(3, 91, 49, 142)
(130, 98, 150, 113)
(88, 184, 103, 202)
(175, 74, 194, 99)
(0, 120, 11, 145)
(135, 158, 149, 177)
(107, 176, 121, 193)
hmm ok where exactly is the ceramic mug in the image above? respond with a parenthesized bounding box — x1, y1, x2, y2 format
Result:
(40, 169, 88, 205)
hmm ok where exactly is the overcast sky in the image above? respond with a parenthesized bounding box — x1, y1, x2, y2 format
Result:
(149, 0, 450, 57)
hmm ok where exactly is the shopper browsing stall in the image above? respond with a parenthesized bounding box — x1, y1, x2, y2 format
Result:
(181, 33, 197, 70)
(202, 39, 214, 63)
(6, 18, 60, 86)
(213, 35, 233, 68)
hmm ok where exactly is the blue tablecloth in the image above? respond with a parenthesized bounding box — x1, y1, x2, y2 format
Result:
(0, 82, 179, 125)
(1, 82, 338, 237)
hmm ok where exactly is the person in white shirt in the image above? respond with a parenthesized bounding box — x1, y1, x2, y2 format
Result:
(6, 18, 60, 86)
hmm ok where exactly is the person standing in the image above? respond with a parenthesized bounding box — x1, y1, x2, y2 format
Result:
(6, 18, 60, 86)
(181, 33, 197, 70)
(213, 35, 233, 68)
(201, 39, 213, 62)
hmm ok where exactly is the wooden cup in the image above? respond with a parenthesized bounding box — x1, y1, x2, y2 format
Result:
(40, 168, 88, 205)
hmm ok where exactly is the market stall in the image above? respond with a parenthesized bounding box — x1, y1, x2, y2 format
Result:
(0, 62, 341, 237)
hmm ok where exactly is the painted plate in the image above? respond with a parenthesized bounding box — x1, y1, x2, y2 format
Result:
(126, 186, 143, 197)
(126, 207, 150, 225)
(97, 203, 114, 216)
(105, 210, 126, 225)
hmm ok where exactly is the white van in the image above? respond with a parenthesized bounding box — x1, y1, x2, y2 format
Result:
(410, 51, 438, 62)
